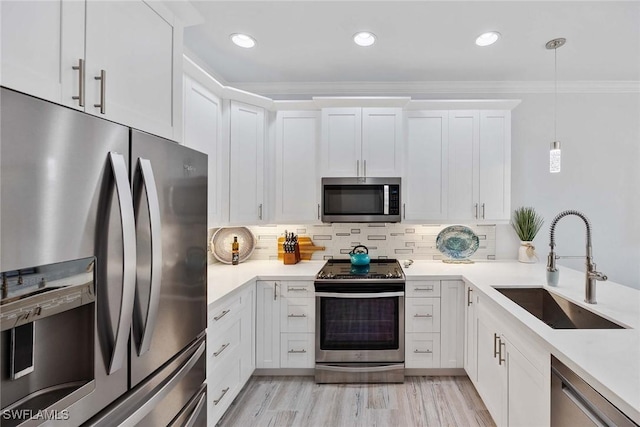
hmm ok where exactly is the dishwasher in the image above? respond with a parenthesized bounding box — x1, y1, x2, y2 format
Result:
(551, 356, 638, 427)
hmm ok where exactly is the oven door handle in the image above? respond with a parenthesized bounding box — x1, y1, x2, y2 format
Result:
(315, 292, 404, 298)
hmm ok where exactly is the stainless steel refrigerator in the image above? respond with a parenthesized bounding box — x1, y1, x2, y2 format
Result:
(0, 88, 207, 426)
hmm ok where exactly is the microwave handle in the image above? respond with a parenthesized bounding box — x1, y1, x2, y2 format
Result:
(383, 185, 389, 215)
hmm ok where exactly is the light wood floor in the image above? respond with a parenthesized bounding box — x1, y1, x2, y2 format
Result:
(218, 376, 495, 427)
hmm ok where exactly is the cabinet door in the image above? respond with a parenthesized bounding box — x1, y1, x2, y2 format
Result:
(404, 111, 449, 220)
(1, 0, 84, 109)
(275, 111, 320, 222)
(362, 108, 403, 177)
(475, 303, 506, 426)
(183, 76, 224, 227)
(464, 285, 478, 382)
(85, 0, 175, 138)
(505, 336, 548, 427)
(440, 281, 464, 368)
(229, 101, 265, 224)
(256, 281, 280, 368)
(448, 111, 479, 221)
(479, 111, 511, 220)
(320, 108, 361, 177)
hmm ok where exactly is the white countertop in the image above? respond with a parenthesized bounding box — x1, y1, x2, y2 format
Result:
(207, 259, 640, 423)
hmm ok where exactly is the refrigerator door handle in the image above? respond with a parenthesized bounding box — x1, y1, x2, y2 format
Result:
(181, 385, 207, 427)
(134, 157, 163, 356)
(120, 338, 205, 427)
(108, 152, 137, 375)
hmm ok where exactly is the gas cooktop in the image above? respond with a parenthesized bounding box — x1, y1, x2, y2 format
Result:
(315, 259, 404, 281)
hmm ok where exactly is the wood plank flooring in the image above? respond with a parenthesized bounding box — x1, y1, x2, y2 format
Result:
(218, 376, 495, 427)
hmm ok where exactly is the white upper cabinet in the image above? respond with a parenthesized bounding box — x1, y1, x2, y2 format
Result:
(448, 110, 511, 221)
(85, 0, 177, 139)
(479, 111, 511, 220)
(274, 111, 320, 223)
(1, 0, 180, 140)
(183, 76, 224, 227)
(320, 107, 402, 178)
(361, 108, 404, 177)
(404, 111, 449, 221)
(229, 101, 265, 224)
(1, 0, 84, 109)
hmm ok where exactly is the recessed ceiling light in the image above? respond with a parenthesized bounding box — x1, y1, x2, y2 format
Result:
(353, 32, 376, 47)
(475, 31, 501, 47)
(230, 33, 256, 49)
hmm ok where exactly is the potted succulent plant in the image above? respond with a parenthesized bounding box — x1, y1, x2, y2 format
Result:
(512, 207, 544, 263)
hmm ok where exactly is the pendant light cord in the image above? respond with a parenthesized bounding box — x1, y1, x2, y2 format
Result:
(554, 46, 558, 141)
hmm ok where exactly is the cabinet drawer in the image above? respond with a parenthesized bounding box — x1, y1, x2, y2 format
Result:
(208, 356, 242, 424)
(280, 333, 315, 368)
(280, 297, 315, 333)
(406, 280, 441, 297)
(406, 333, 441, 368)
(280, 281, 314, 298)
(208, 316, 242, 370)
(208, 289, 249, 333)
(406, 297, 441, 332)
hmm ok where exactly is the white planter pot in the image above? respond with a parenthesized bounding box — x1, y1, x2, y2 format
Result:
(518, 241, 538, 263)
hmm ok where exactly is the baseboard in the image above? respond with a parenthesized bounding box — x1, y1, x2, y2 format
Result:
(251, 368, 466, 377)
(253, 368, 315, 376)
(404, 368, 467, 376)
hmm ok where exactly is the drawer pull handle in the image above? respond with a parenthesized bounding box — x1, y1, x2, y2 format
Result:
(414, 287, 434, 291)
(213, 387, 230, 405)
(214, 309, 230, 321)
(288, 349, 307, 354)
(414, 349, 433, 354)
(288, 287, 308, 292)
(498, 340, 506, 365)
(288, 313, 307, 318)
(414, 314, 433, 318)
(213, 343, 230, 357)
(493, 333, 500, 358)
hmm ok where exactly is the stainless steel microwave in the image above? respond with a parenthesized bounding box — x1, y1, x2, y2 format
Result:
(321, 177, 401, 223)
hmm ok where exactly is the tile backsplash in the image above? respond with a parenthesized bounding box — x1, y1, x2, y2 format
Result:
(209, 223, 496, 262)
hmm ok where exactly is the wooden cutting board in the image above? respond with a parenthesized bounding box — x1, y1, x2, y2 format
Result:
(277, 237, 325, 261)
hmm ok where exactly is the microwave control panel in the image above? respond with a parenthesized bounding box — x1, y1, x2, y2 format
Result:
(389, 185, 400, 215)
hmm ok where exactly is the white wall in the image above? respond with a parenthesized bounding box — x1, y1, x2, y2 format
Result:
(496, 93, 640, 289)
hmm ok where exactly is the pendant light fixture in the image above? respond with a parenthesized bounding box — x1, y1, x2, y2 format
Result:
(546, 37, 566, 173)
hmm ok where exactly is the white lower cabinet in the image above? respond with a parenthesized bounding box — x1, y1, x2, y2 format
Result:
(405, 280, 464, 370)
(440, 281, 465, 368)
(256, 280, 315, 369)
(474, 294, 550, 427)
(207, 284, 255, 426)
(464, 283, 478, 382)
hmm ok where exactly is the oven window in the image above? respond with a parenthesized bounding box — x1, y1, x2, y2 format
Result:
(323, 185, 384, 215)
(320, 297, 399, 350)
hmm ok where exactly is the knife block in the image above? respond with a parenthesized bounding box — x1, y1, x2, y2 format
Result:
(283, 243, 300, 265)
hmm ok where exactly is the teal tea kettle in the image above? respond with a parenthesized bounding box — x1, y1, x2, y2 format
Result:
(349, 245, 370, 266)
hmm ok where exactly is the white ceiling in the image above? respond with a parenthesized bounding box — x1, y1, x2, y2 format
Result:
(181, 1, 640, 98)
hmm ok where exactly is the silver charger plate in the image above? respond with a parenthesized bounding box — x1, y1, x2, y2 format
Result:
(211, 227, 256, 264)
(436, 225, 480, 260)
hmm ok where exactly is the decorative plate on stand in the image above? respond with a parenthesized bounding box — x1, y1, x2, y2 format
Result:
(211, 227, 256, 264)
(436, 225, 480, 260)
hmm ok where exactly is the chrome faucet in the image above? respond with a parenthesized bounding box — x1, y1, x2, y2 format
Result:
(547, 210, 607, 304)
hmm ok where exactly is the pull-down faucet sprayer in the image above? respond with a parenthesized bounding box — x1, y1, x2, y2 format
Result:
(546, 210, 607, 304)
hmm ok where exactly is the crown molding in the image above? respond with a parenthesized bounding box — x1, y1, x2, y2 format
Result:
(233, 80, 640, 98)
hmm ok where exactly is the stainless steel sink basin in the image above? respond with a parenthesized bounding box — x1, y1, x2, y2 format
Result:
(494, 287, 625, 329)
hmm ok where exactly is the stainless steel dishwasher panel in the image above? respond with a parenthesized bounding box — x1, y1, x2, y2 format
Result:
(551, 356, 638, 427)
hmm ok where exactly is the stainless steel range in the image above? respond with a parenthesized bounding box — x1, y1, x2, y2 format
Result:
(314, 259, 405, 383)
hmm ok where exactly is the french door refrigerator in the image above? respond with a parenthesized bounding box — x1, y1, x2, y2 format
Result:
(0, 88, 207, 426)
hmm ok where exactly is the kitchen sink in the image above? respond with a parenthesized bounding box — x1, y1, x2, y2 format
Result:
(494, 287, 626, 329)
